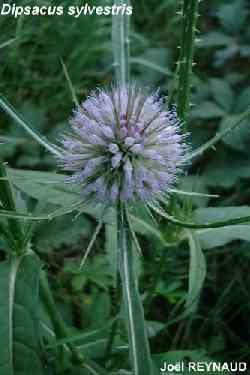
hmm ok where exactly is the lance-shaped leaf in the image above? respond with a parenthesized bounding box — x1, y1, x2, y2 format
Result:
(185, 230, 206, 314)
(0, 251, 45, 375)
(195, 206, 250, 249)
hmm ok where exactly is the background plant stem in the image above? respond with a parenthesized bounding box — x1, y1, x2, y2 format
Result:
(177, 0, 200, 123)
(112, 0, 130, 86)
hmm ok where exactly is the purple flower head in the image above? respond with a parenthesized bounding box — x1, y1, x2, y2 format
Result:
(58, 85, 189, 204)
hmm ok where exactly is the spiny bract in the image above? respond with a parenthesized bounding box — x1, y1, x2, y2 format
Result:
(58, 85, 188, 204)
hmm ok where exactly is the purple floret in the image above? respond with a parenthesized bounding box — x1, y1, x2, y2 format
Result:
(58, 85, 188, 204)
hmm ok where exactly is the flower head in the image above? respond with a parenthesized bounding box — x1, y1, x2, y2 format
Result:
(58, 85, 188, 204)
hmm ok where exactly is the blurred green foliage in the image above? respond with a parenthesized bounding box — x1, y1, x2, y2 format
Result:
(1, 0, 250, 372)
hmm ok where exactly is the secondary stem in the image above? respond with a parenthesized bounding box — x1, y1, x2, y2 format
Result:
(177, 0, 199, 122)
(112, 0, 130, 86)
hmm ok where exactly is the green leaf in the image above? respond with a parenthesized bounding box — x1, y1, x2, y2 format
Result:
(190, 101, 226, 119)
(35, 213, 92, 253)
(210, 78, 234, 112)
(7, 169, 115, 224)
(130, 55, 172, 78)
(128, 201, 165, 243)
(220, 116, 250, 152)
(198, 32, 234, 48)
(7, 169, 75, 205)
(0, 252, 45, 375)
(179, 175, 218, 208)
(195, 206, 250, 249)
(197, 225, 250, 250)
(217, 0, 248, 34)
(118, 206, 152, 375)
(185, 231, 206, 313)
(194, 206, 250, 223)
(130, 215, 166, 244)
(46, 326, 109, 349)
(203, 156, 250, 188)
(186, 104, 250, 162)
(68, 256, 112, 292)
(234, 87, 250, 113)
(80, 289, 111, 331)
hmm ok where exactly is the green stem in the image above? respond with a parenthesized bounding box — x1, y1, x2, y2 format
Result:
(112, 0, 130, 86)
(177, 0, 199, 122)
(117, 203, 152, 375)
